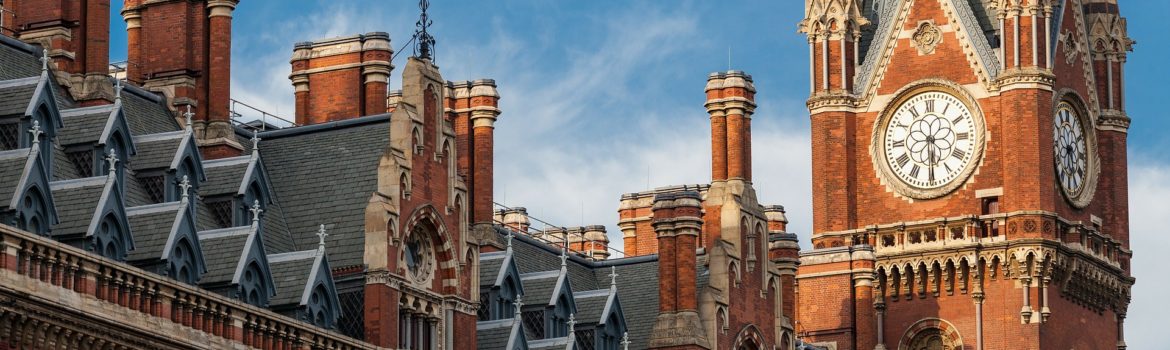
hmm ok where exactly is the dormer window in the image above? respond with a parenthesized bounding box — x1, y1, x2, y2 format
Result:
(142, 175, 166, 203)
(68, 149, 94, 177)
(208, 200, 234, 228)
(0, 122, 17, 150)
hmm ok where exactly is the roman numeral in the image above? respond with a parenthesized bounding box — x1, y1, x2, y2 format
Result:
(952, 114, 965, 123)
(908, 105, 920, 118)
(909, 165, 922, 178)
(951, 148, 967, 159)
(892, 140, 905, 148)
(956, 132, 969, 140)
(896, 154, 911, 168)
(942, 103, 949, 115)
(925, 100, 935, 113)
(944, 163, 953, 174)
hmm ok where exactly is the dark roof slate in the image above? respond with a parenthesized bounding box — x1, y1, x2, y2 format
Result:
(125, 202, 181, 262)
(57, 107, 113, 146)
(479, 253, 505, 286)
(0, 41, 41, 80)
(0, 80, 37, 117)
(476, 320, 518, 350)
(267, 251, 316, 307)
(50, 145, 81, 181)
(119, 87, 180, 136)
(572, 290, 610, 325)
(130, 132, 184, 171)
(197, 227, 253, 284)
(201, 157, 250, 196)
(258, 117, 390, 268)
(47, 177, 107, 237)
(0, 150, 30, 207)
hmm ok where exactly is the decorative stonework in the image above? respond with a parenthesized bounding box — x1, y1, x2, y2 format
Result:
(898, 318, 963, 350)
(911, 21, 943, 55)
(1061, 30, 1080, 65)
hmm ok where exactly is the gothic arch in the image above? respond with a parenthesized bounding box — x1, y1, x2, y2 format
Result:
(732, 324, 767, 350)
(897, 318, 963, 350)
(401, 205, 459, 293)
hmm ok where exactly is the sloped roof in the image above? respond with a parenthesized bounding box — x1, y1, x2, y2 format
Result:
(57, 105, 116, 146)
(477, 319, 523, 350)
(480, 252, 506, 286)
(257, 115, 390, 269)
(0, 149, 32, 208)
(47, 177, 107, 237)
(197, 226, 254, 284)
(267, 250, 317, 307)
(125, 202, 182, 262)
(130, 131, 185, 171)
(0, 78, 38, 117)
(0, 38, 42, 80)
(118, 85, 180, 136)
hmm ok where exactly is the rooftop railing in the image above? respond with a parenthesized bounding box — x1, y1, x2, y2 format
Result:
(492, 202, 626, 260)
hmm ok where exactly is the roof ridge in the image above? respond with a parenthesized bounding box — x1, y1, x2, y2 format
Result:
(0, 34, 37, 54)
(126, 201, 182, 216)
(268, 249, 317, 263)
(49, 176, 106, 190)
(203, 155, 251, 167)
(198, 226, 254, 239)
(476, 318, 515, 329)
(120, 83, 163, 103)
(520, 270, 560, 280)
(0, 148, 30, 161)
(251, 114, 390, 141)
(60, 104, 116, 117)
(0, 76, 40, 89)
(133, 130, 186, 143)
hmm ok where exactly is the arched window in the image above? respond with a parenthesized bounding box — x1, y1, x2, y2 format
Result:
(908, 328, 947, 350)
(240, 262, 268, 307)
(17, 188, 48, 236)
(497, 276, 517, 319)
(550, 294, 573, 337)
(601, 313, 624, 350)
(93, 214, 125, 261)
(305, 284, 336, 329)
(168, 238, 198, 284)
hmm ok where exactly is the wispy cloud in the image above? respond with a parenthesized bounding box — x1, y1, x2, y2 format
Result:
(1121, 160, 1170, 348)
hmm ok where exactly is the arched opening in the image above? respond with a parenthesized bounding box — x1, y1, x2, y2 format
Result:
(168, 238, 198, 284)
(93, 214, 125, 261)
(306, 283, 335, 329)
(18, 188, 48, 236)
(240, 262, 268, 307)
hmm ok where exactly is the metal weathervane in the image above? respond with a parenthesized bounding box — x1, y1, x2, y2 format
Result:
(414, 0, 436, 60)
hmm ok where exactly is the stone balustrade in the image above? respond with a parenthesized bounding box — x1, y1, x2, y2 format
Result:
(0, 224, 383, 350)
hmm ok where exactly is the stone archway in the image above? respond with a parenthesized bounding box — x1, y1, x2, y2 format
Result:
(897, 318, 963, 350)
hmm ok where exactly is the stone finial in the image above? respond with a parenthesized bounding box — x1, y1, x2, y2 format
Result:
(567, 313, 576, 336)
(621, 332, 630, 350)
(114, 79, 124, 102)
(609, 266, 618, 291)
(40, 49, 50, 72)
(249, 200, 263, 225)
(28, 120, 43, 148)
(414, 0, 436, 60)
(178, 175, 192, 203)
(250, 129, 260, 156)
(560, 243, 568, 272)
(105, 149, 119, 175)
(183, 105, 194, 132)
(505, 229, 514, 254)
(317, 224, 328, 253)
(513, 295, 523, 320)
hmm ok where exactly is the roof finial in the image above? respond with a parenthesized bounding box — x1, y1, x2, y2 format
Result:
(182, 105, 194, 132)
(249, 199, 263, 225)
(178, 175, 192, 203)
(559, 242, 568, 272)
(250, 129, 260, 157)
(317, 224, 329, 253)
(414, 0, 436, 60)
(40, 49, 50, 72)
(609, 266, 618, 291)
(114, 78, 123, 102)
(104, 148, 118, 175)
(567, 313, 576, 338)
(505, 229, 514, 254)
(28, 120, 43, 149)
(513, 295, 523, 320)
(621, 332, 630, 350)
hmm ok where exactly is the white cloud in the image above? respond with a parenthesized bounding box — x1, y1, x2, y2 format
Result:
(1121, 160, 1170, 348)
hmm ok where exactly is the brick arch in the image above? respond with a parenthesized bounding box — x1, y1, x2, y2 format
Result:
(402, 205, 459, 294)
(897, 318, 963, 350)
(731, 324, 768, 350)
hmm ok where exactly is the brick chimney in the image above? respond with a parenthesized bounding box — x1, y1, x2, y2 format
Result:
(705, 71, 756, 182)
(8, 0, 112, 104)
(445, 79, 500, 227)
(582, 225, 610, 260)
(648, 189, 710, 349)
(618, 184, 709, 257)
(289, 32, 393, 125)
(494, 207, 530, 233)
(122, 0, 241, 159)
(765, 205, 799, 327)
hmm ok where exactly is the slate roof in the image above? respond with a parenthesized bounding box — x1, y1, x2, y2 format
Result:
(50, 145, 81, 181)
(130, 131, 185, 171)
(0, 149, 31, 208)
(125, 202, 182, 262)
(47, 177, 107, 237)
(57, 106, 114, 146)
(479, 252, 506, 286)
(519, 271, 561, 307)
(198, 226, 254, 284)
(257, 116, 390, 269)
(477, 319, 520, 350)
(201, 157, 251, 196)
(0, 38, 42, 80)
(119, 86, 180, 136)
(528, 337, 571, 350)
(267, 250, 317, 307)
(572, 290, 611, 325)
(0, 78, 38, 117)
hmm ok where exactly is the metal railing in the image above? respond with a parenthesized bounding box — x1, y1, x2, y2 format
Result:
(492, 202, 626, 260)
(230, 99, 297, 131)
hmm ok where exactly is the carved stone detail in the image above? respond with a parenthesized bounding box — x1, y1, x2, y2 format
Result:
(911, 21, 943, 55)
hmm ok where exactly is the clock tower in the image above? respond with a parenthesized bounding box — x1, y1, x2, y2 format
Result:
(794, 1, 1134, 349)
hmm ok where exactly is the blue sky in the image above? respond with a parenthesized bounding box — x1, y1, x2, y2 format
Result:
(110, 1, 1168, 346)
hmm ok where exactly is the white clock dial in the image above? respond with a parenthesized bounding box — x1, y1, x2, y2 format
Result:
(881, 91, 979, 191)
(1054, 102, 1087, 196)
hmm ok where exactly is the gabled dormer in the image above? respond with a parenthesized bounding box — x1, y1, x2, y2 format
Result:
(518, 265, 577, 339)
(268, 230, 342, 329)
(197, 221, 276, 308)
(84, 168, 134, 261)
(125, 182, 207, 284)
(200, 149, 272, 228)
(571, 285, 628, 350)
(0, 70, 63, 171)
(0, 135, 57, 235)
(58, 101, 136, 181)
(476, 318, 529, 350)
(131, 130, 206, 203)
(479, 240, 525, 321)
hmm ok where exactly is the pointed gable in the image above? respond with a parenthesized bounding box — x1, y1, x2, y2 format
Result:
(0, 143, 57, 235)
(198, 224, 276, 307)
(126, 198, 206, 284)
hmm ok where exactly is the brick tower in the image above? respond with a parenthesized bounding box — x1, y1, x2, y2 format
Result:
(795, 1, 1134, 349)
(4, 0, 113, 104)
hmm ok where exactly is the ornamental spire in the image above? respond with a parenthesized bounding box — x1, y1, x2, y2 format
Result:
(114, 78, 124, 103)
(178, 175, 192, 203)
(414, 0, 436, 60)
(560, 242, 568, 273)
(609, 266, 618, 291)
(250, 129, 260, 157)
(513, 295, 523, 320)
(183, 105, 194, 132)
(249, 200, 263, 226)
(621, 332, 630, 350)
(317, 224, 329, 253)
(505, 229, 514, 254)
(40, 49, 49, 72)
(104, 149, 118, 175)
(28, 120, 43, 149)
(567, 313, 576, 339)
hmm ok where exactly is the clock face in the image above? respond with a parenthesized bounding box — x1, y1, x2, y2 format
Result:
(1054, 102, 1087, 196)
(880, 90, 980, 195)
